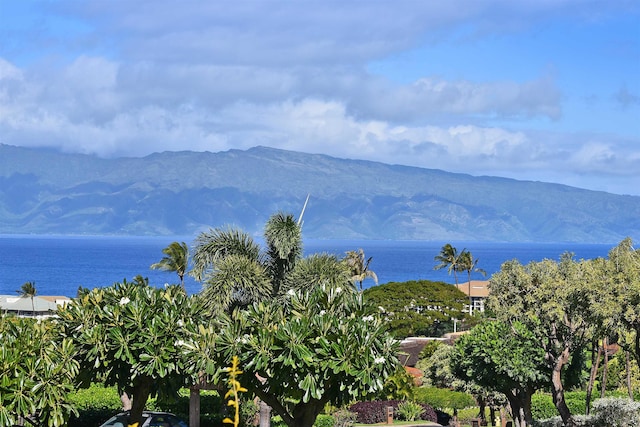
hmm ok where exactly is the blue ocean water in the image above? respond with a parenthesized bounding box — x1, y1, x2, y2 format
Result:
(0, 235, 615, 297)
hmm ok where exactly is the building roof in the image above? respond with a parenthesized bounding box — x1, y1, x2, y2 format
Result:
(0, 295, 69, 313)
(456, 280, 490, 297)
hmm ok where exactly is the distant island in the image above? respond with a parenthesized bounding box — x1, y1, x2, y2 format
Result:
(0, 144, 638, 243)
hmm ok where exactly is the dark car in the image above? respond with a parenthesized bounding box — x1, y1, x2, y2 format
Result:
(98, 411, 188, 427)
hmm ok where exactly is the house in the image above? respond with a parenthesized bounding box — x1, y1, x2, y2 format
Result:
(0, 295, 71, 318)
(456, 280, 490, 314)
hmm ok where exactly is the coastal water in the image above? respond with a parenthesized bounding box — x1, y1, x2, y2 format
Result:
(0, 235, 615, 297)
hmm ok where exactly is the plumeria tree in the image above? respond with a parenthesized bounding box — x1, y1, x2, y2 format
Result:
(58, 278, 211, 427)
(190, 211, 399, 427)
(0, 314, 79, 427)
(215, 284, 399, 427)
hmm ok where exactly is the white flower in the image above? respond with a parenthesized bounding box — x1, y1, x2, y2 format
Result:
(374, 356, 386, 364)
(119, 297, 130, 305)
(177, 320, 184, 327)
(335, 287, 342, 294)
(175, 339, 186, 347)
(287, 289, 296, 296)
(363, 315, 374, 322)
(319, 310, 326, 315)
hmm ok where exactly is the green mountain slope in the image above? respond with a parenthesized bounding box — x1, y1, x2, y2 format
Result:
(0, 144, 638, 242)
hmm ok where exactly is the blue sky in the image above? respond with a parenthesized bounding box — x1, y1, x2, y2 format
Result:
(1, 1, 639, 196)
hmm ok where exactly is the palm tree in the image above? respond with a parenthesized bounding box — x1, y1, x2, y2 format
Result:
(191, 212, 303, 313)
(18, 281, 37, 316)
(344, 248, 378, 291)
(150, 241, 189, 290)
(191, 211, 353, 314)
(457, 249, 487, 315)
(434, 243, 462, 284)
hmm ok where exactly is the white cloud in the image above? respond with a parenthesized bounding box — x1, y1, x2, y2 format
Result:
(1, 0, 638, 195)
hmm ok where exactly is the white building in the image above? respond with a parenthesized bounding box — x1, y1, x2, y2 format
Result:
(0, 295, 71, 318)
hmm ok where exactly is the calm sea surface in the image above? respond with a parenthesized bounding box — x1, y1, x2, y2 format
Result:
(0, 235, 615, 297)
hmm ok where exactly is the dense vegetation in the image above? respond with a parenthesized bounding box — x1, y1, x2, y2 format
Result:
(2, 208, 640, 427)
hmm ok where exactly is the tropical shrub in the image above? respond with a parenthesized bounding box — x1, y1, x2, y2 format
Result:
(314, 414, 335, 427)
(396, 401, 425, 421)
(413, 387, 475, 412)
(0, 315, 79, 427)
(590, 397, 640, 427)
(332, 409, 357, 427)
(531, 391, 589, 420)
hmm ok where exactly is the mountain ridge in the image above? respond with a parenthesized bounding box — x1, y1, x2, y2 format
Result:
(0, 144, 638, 243)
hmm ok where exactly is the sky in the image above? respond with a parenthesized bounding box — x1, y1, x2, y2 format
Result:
(0, 1, 639, 196)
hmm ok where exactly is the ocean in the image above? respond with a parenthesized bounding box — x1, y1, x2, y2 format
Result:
(0, 235, 615, 298)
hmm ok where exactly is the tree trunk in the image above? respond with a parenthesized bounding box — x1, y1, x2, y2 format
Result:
(600, 337, 609, 398)
(128, 377, 153, 427)
(121, 391, 133, 411)
(489, 407, 496, 426)
(586, 340, 601, 415)
(550, 348, 575, 427)
(290, 400, 325, 427)
(504, 391, 525, 427)
(259, 400, 272, 427)
(189, 387, 201, 427)
(626, 351, 633, 400)
(477, 396, 486, 422)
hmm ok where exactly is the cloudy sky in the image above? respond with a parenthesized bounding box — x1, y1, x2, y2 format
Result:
(1, 1, 639, 195)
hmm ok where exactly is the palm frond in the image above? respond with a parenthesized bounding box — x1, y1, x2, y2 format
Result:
(191, 227, 260, 281)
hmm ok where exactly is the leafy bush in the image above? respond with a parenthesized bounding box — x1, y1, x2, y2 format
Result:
(332, 409, 357, 427)
(413, 387, 475, 411)
(396, 401, 424, 421)
(533, 415, 592, 427)
(67, 385, 124, 427)
(314, 414, 335, 427)
(590, 397, 640, 427)
(348, 400, 437, 424)
(531, 393, 557, 420)
(532, 391, 590, 420)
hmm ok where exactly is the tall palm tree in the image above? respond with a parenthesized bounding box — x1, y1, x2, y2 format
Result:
(150, 241, 189, 290)
(458, 249, 487, 315)
(344, 248, 378, 291)
(18, 281, 37, 316)
(434, 243, 462, 284)
(191, 211, 353, 314)
(191, 212, 303, 313)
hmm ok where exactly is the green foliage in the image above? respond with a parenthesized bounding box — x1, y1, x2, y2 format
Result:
(396, 401, 425, 421)
(413, 387, 475, 411)
(452, 320, 547, 393)
(217, 284, 399, 421)
(314, 414, 335, 427)
(531, 391, 591, 420)
(378, 367, 415, 400)
(418, 340, 443, 360)
(363, 280, 467, 337)
(0, 314, 79, 427)
(591, 397, 640, 427)
(58, 279, 214, 422)
(67, 384, 122, 411)
(150, 241, 189, 288)
(240, 398, 259, 427)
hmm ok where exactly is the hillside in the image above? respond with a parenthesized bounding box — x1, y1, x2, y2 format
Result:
(0, 144, 638, 242)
